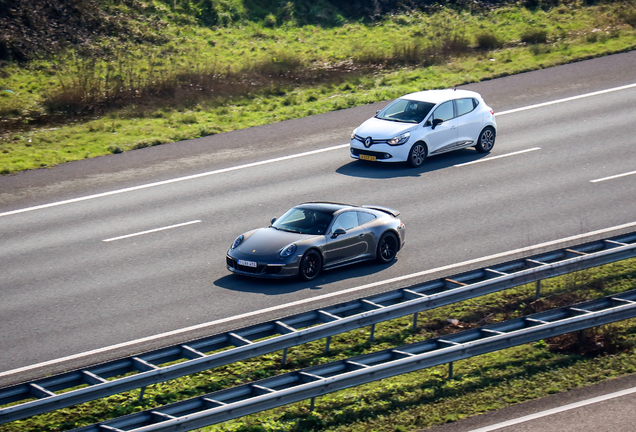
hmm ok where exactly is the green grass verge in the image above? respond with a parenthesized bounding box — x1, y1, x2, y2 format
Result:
(1, 2, 636, 174)
(2, 258, 635, 432)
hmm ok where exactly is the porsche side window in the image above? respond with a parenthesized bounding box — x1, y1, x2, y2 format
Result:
(332, 212, 359, 232)
(433, 101, 454, 122)
(455, 98, 475, 117)
(357, 212, 376, 225)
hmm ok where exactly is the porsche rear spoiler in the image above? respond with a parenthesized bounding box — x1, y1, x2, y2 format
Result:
(362, 205, 400, 217)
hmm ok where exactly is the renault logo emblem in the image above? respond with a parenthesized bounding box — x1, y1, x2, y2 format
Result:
(364, 137, 373, 148)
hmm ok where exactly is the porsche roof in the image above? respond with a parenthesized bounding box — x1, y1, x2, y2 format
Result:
(296, 202, 351, 214)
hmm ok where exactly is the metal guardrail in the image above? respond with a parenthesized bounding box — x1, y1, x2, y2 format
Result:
(72, 289, 636, 432)
(1, 231, 636, 424)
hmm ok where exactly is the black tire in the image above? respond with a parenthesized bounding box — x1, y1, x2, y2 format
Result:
(407, 142, 427, 168)
(299, 250, 322, 281)
(377, 232, 399, 263)
(475, 126, 496, 153)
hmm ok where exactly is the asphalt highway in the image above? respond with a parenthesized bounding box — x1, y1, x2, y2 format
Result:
(0, 51, 635, 385)
(420, 373, 636, 432)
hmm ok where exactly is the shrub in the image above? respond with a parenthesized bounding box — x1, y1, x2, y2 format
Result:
(251, 52, 306, 76)
(440, 32, 472, 56)
(621, 10, 636, 27)
(476, 32, 503, 50)
(390, 42, 426, 65)
(107, 145, 123, 154)
(180, 113, 198, 124)
(530, 44, 551, 55)
(521, 29, 548, 44)
(354, 46, 390, 65)
(263, 13, 277, 28)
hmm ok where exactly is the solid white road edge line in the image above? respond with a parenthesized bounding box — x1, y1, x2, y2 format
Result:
(2, 83, 635, 219)
(2, 219, 636, 379)
(468, 386, 636, 432)
(494, 82, 636, 116)
(591, 170, 636, 183)
(454, 148, 540, 167)
(103, 220, 202, 242)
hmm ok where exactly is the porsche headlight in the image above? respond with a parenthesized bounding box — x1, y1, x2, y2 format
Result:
(388, 132, 410, 146)
(280, 243, 297, 258)
(231, 235, 244, 249)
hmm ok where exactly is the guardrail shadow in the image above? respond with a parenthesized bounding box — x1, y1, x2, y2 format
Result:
(214, 259, 399, 294)
(336, 148, 489, 179)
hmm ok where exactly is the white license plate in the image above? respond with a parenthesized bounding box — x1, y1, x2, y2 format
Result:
(360, 154, 376, 161)
(238, 259, 258, 268)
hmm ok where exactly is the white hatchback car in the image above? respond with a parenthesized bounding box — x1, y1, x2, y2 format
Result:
(350, 89, 497, 167)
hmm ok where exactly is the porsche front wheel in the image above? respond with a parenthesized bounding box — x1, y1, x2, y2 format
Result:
(299, 250, 322, 281)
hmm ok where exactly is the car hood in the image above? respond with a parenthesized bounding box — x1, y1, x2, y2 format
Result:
(235, 228, 314, 258)
(356, 117, 417, 140)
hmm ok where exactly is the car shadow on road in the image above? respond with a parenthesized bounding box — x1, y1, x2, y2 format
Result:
(213, 259, 399, 295)
(336, 148, 490, 179)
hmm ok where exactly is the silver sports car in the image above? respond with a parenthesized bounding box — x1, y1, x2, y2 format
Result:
(226, 202, 406, 280)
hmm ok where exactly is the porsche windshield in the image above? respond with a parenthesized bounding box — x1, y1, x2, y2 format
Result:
(376, 99, 435, 124)
(272, 208, 333, 235)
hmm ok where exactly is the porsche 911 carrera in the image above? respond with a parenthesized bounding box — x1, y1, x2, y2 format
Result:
(226, 202, 405, 281)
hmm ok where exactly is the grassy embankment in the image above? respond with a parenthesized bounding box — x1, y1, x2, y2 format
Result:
(1, 1, 636, 174)
(2, 259, 635, 432)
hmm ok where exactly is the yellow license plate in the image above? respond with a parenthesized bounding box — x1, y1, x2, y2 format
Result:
(360, 154, 376, 162)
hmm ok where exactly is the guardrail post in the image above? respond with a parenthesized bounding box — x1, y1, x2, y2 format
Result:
(138, 386, 146, 402)
(535, 280, 542, 299)
(412, 312, 418, 331)
(448, 362, 453, 380)
(310, 397, 316, 411)
(369, 324, 376, 342)
(282, 348, 288, 365)
(325, 336, 331, 353)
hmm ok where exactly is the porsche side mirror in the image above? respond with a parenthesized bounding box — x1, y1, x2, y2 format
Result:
(332, 228, 346, 238)
(432, 118, 444, 129)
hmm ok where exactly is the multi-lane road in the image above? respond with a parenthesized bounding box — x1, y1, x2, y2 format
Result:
(1, 51, 635, 387)
(421, 372, 636, 432)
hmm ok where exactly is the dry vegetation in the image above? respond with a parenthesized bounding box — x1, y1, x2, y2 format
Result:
(1, 0, 635, 174)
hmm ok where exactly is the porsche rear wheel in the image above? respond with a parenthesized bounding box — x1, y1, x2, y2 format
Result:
(299, 250, 322, 281)
(377, 232, 399, 263)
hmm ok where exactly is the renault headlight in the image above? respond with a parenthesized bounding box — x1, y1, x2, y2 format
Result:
(388, 132, 410, 146)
